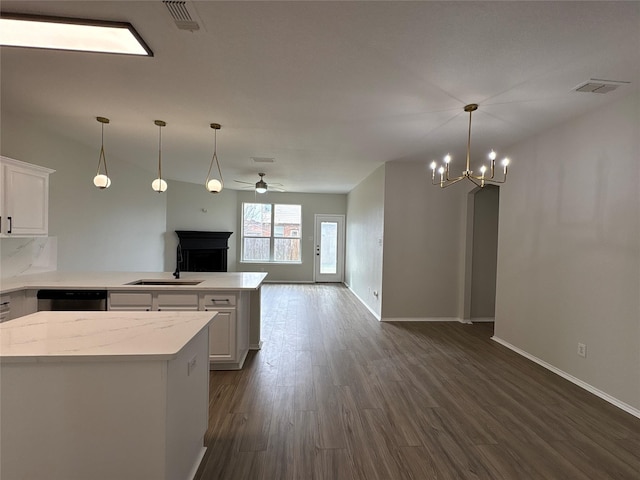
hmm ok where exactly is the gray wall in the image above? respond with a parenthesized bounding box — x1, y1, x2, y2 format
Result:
(494, 91, 640, 411)
(1, 113, 166, 272)
(165, 180, 238, 271)
(470, 185, 500, 319)
(381, 161, 471, 320)
(345, 165, 385, 318)
(235, 190, 347, 282)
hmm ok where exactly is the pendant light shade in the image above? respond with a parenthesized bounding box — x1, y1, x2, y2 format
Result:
(152, 120, 167, 192)
(205, 123, 224, 193)
(93, 116, 111, 189)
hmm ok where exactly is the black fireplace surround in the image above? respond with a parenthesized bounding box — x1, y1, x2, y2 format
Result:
(175, 231, 232, 272)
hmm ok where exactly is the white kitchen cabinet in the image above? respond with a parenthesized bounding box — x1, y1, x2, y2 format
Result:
(0, 156, 55, 237)
(204, 309, 236, 362)
(106, 289, 250, 370)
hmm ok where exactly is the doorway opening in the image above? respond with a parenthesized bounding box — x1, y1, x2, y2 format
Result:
(462, 185, 500, 327)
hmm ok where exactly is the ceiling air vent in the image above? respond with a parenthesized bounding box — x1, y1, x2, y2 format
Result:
(163, 1, 200, 32)
(575, 78, 630, 94)
(251, 157, 275, 164)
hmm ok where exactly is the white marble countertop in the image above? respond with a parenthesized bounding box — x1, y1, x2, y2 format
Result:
(0, 271, 268, 294)
(0, 311, 216, 363)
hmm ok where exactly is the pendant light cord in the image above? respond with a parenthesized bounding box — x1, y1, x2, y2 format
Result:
(206, 126, 223, 184)
(158, 123, 163, 181)
(97, 121, 108, 177)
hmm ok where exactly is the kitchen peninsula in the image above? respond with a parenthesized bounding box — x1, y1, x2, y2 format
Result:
(0, 270, 268, 370)
(0, 310, 214, 480)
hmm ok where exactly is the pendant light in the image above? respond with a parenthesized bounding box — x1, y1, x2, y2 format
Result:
(93, 116, 111, 189)
(205, 123, 224, 193)
(151, 120, 168, 192)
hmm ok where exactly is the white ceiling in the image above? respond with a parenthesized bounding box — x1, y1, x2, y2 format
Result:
(2, 1, 639, 193)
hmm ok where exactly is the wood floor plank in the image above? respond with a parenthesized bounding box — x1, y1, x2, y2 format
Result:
(194, 284, 640, 480)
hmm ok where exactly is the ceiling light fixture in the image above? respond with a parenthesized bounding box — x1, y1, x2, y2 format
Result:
(152, 120, 168, 193)
(255, 173, 268, 194)
(430, 104, 510, 188)
(205, 123, 224, 193)
(0, 13, 152, 56)
(93, 116, 111, 189)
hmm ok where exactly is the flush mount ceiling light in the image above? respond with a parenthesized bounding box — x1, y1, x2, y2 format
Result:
(0, 13, 152, 56)
(152, 120, 168, 193)
(430, 104, 510, 188)
(93, 116, 111, 189)
(205, 123, 224, 193)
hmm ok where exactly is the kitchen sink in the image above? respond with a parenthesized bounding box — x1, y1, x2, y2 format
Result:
(126, 280, 204, 286)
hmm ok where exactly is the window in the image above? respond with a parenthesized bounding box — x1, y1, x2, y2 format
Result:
(242, 203, 301, 262)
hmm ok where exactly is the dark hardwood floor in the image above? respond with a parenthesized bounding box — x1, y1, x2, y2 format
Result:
(194, 284, 640, 479)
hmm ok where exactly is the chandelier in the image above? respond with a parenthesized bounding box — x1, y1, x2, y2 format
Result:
(430, 104, 510, 188)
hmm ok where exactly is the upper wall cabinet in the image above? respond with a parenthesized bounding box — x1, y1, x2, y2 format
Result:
(0, 156, 55, 237)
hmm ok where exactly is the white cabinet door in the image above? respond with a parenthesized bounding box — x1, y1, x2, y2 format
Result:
(205, 309, 236, 362)
(0, 156, 54, 236)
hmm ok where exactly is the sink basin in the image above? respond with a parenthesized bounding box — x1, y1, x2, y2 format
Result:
(127, 280, 203, 286)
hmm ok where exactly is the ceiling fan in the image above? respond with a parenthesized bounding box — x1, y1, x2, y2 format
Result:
(234, 172, 285, 194)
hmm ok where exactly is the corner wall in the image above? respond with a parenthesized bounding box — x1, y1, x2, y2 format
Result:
(381, 161, 471, 320)
(494, 91, 640, 412)
(345, 165, 385, 318)
(165, 180, 238, 272)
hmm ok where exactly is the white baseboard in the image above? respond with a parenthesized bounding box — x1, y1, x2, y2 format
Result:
(382, 317, 467, 323)
(187, 446, 207, 480)
(492, 336, 640, 420)
(249, 341, 263, 350)
(263, 280, 314, 284)
(471, 317, 495, 323)
(346, 285, 381, 321)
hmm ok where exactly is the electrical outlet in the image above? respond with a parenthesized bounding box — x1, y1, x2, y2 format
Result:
(187, 355, 197, 375)
(577, 343, 587, 358)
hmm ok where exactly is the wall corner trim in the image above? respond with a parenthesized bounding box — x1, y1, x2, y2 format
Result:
(492, 336, 640, 420)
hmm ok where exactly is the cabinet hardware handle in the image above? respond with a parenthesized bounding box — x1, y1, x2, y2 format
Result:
(211, 299, 230, 303)
(0, 216, 2, 233)
(7, 216, 12, 234)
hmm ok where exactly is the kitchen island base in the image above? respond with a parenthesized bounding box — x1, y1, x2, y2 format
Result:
(0, 312, 212, 480)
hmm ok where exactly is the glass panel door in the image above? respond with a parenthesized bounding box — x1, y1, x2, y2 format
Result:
(314, 214, 345, 283)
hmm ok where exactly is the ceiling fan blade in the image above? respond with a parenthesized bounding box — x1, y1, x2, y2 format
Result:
(234, 180, 254, 185)
(270, 186, 286, 192)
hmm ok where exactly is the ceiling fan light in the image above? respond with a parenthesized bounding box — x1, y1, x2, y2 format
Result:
(206, 178, 223, 193)
(255, 180, 267, 194)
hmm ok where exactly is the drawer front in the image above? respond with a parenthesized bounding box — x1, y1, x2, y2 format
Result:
(157, 293, 199, 308)
(109, 292, 153, 308)
(202, 294, 236, 308)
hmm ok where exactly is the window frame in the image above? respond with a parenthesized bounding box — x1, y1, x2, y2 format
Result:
(241, 202, 302, 264)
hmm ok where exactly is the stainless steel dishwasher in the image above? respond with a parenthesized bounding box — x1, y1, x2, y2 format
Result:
(37, 290, 107, 311)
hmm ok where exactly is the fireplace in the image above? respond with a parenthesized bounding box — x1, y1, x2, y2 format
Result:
(175, 231, 232, 272)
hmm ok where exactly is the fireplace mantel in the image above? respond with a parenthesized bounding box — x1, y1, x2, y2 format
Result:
(175, 231, 233, 272)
